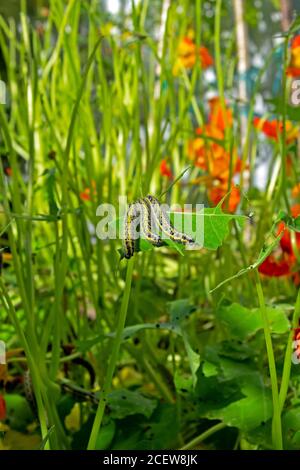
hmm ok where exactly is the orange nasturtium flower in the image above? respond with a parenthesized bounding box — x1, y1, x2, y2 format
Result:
(259, 204, 300, 278)
(258, 253, 293, 277)
(160, 159, 173, 180)
(208, 97, 233, 132)
(188, 125, 240, 181)
(253, 117, 299, 143)
(286, 35, 300, 77)
(187, 98, 241, 212)
(80, 180, 97, 202)
(278, 204, 300, 256)
(292, 184, 300, 199)
(173, 34, 213, 76)
(208, 183, 240, 214)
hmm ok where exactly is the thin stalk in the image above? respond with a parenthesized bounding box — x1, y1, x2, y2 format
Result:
(254, 269, 283, 450)
(214, 0, 227, 127)
(180, 422, 226, 450)
(87, 257, 135, 450)
(279, 288, 300, 410)
(279, 35, 291, 214)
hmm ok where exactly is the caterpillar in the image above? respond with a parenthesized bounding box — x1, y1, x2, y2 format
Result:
(123, 199, 163, 259)
(144, 195, 194, 245)
(123, 203, 138, 259)
(137, 198, 164, 247)
(123, 195, 194, 259)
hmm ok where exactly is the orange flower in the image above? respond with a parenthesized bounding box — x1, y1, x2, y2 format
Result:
(208, 183, 240, 213)
(278, 204, 300, 256)
(80, 180, 97, 202)
(253, 117, 298, 143)
(173, 36, 213, 75)
(259, 204, 300, 279)
(286, 35, 300, 77)
(208, 97, 233, 132)
(187, 97, 241, 212)
(160, 159, 173, 179)
(188, 125, 224, 170)
(188, 125, 239, 182)
(258, 252, 293, 277)
(292, 184, 300, 199)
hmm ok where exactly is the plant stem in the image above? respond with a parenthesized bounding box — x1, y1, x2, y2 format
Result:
(87, 257, 135, 450)
(180, 422, 226, 450)
(279, 35, 290, 214)
(254, 269, 283, 450)
(279, 287, 300, 410)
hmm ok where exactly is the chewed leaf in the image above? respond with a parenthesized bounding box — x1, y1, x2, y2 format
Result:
(107, 206, 247, 258)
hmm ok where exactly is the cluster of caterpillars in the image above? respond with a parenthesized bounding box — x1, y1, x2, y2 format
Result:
(123, 195, 195, 259)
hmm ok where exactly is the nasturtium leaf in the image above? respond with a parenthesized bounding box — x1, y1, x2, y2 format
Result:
(217, 302, 290, 340)
(174, 370, 193, 393)
(204, 383, 272, 431)
(108, 204, 247, 259)
(202, 361, 219, 378)
(196, 368, 243, 412)
(143, 404, 179, 450)
(111, 427, 144, 451)
(112, 404, 179, 450)
(167, 299, 195, 325)
(169, 206, 246, 249)
(217, 358, 259, 381)
(107, 389, 157, 419)
(282, 407, 300, 448)
(201, 206, 245, 250)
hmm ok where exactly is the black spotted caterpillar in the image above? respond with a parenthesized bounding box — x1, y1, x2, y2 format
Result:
(123, 195, 194, 259)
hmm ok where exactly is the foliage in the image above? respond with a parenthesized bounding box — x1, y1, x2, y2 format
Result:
(0, 0, 300, 452)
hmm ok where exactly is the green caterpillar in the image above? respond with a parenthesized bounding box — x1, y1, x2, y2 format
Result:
(137, 198, 164, 247)
(144, 195, 194, 245)
(123, 195, 194, 259)
(123, 203, 138, 259)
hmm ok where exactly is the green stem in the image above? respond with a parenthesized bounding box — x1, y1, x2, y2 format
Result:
(254, 269, 282, 450)
(214, 0, 227, 125)
(279, 35, 290, 214)
(87, 257, 135, 450)
(180, 422, 226, 450)
(279, 288, 300, 411)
